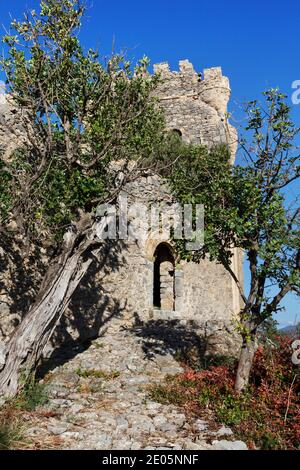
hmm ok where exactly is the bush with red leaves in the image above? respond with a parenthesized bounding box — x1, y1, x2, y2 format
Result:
(150, 336, 300, 450)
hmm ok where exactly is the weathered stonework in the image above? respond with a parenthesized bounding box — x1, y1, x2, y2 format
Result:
(0, 94, 27, 162)
(47, 169, 243, 360)
(0, 59, 243, 362)
(153, 60, 238, 160)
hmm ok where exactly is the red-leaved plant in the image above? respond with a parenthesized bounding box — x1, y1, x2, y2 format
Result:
(150, 336, 300, 449)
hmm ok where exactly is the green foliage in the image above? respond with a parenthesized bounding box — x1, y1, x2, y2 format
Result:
(149, 383, 185, 406)
(0, 415, 24, 450)
(75, 367, 120, 380)
(0, 0, 165, 244)
(0, 158, 14, 226)
(258, 317, 279, 341)
(11, 374, 49, 411)
(164, 89, 300, 331)
(0, 374, 48, 449)
(213, 391, 252, 425)
(165, 142, 234, 262)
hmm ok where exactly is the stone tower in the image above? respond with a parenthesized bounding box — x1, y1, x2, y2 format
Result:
(0, 59, 243, 359)
(154, 59, 237, 161)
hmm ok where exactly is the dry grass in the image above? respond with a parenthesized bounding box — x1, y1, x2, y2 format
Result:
(0, 407, 26, 450)
(19, 434, 64, 450)
(0, 377, 63, 450)
(0, 405, 65, 450)
(75, 368, 120, 380)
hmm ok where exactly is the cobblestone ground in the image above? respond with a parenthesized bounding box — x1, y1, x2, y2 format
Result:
(25, 314, 247, 450)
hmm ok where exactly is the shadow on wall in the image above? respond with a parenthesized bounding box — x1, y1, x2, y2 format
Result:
(127, 314, 237, 370)
(0, 237, 128, 378)
(0, 234, 48, 335)
(127, 315, 206, 368)
(37, 239, 128, 377)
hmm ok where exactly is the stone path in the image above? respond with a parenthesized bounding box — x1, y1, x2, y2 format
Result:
(25, 315, 247, 450)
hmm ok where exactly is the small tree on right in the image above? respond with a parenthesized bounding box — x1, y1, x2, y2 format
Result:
(167, 89, 300, 392)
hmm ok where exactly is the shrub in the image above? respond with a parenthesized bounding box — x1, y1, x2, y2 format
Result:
(0, 375, 49, 449)
(75, 368, 120, 380)
(11, 374, 49, 412)
(150, 336, 300, 450)
(0, 407, 24, 450)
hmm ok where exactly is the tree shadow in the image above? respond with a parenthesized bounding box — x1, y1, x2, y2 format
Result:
(127, 314, 237, 370)
(0, 235, 47, 336)
(126, 315, 207, 369)
(0, 234, 128, 377)
(37, 240, 128, 377)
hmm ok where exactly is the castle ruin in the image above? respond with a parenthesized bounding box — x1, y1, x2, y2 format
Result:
(0, 60, 243, 361)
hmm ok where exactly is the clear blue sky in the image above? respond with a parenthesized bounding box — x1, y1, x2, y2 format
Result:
(0, 0, 299, 327)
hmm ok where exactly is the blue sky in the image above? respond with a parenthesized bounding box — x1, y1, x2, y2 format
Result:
(0, 0, 299, 326)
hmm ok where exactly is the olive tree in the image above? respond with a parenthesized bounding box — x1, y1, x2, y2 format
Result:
(0, 0, 165, 397)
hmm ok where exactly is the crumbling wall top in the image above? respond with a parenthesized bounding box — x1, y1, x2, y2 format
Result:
(178, 59, 195, 74)
(203, 67, 222, 80)
(153, 59, 225, 82)
(153, 62, 170, 76)
(153, 59, 237, 159)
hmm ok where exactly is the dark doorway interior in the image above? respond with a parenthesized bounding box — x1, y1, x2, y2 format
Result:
(172, 129, 182, 138)
(153, 243, 175, 310)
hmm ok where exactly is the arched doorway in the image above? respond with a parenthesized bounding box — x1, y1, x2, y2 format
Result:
(171, 128, 182, 139)
(153, 243, 175, 310)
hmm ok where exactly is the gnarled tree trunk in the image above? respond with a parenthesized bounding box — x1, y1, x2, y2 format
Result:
(0, 216, 111, 398)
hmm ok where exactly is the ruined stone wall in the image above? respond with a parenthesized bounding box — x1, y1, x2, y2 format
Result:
(153, 60, 238, 160)
(53, 172, 241, 359)
(0, 94, 27, 162)
(0, 170, 241, 360)
(39, 170, 241, 360)
(0, 60, 243, 361)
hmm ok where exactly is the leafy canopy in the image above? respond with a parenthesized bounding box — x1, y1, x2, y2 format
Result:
(0, 0, 165, 244)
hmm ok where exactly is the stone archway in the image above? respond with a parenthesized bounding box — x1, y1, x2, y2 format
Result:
(153, 243, 175, 310)
(171, 128, 182, 139)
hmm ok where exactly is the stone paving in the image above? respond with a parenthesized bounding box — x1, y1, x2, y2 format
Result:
(25, 314, 247, 450)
